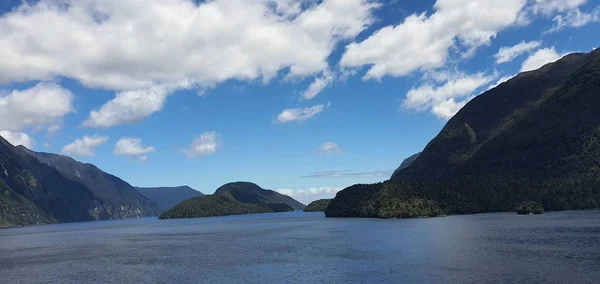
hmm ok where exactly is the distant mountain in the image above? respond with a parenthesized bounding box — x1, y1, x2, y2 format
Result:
(160, 181, 305, 219)
(391, 152, 421, 178)
(136, 186, 204, 212)
(327, 48, 600, 218)
(1, 137, 107, 227)
(303, 199, 331, 212)
(27, 149, 161, 219)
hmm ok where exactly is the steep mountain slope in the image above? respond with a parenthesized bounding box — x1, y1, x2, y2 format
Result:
(136, 186, 204, 212)
(215, 182, 305, 210)
(391, 152, 421, 178)
(28, 149, 161, 218)
(327, 49, 600, 218)
(0, 136, 108, 227)
(159, 181, 305, 219)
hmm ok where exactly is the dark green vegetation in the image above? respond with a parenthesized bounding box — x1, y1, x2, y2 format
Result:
(303, 199, 331, 212)
(159, 195, 271, 219)
(160, 182, 304, 219)
(0, 139, 160, 228)
(391, 152, 421, 178)
(515, 201, 544, 215)
(136, 186, 204, 212)
(327, 48, 600, 218)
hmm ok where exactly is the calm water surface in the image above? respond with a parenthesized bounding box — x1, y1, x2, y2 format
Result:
(1, 211, 599, 284)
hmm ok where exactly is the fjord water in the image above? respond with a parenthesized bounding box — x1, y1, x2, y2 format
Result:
(1, 211, 598, 284)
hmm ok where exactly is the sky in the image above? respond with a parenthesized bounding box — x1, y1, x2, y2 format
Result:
(0, 0, 598, 204)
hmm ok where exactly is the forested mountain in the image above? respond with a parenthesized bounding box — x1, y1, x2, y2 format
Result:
(1, 137, 106, 227)
(160, 182, 305, 219)
(215, 182, 305, 210)
(327, 48, 600, 218)
(136, 186, 204, 212)
(29, 149, 161, 218)
(0, 139, 160, 228)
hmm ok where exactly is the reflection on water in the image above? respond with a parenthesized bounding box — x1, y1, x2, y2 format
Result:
(1, 211, 599, 284)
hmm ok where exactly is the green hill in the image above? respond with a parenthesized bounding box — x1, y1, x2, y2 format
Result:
(326, 48, 600, 218)
(159, 182, 304, 219)
(303, 199, 331, 212)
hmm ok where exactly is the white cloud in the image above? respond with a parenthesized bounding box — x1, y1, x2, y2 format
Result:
(431, 98, 471, 120)
(301, 69, 334, 100)
(275, 187, 343, 204)
(547, 7, 600, 32)
(340, 0, 527, 80)
(530, 0, 588, 16)
(404, 72, 494, 119)
(275, 103, 327, 123)
(319, 142, 343, 154)
(83, 84, 179, 128)
(114, 137, 156, 162)
(183, 131, 219, 158)
(0, 131, 34, 149)
(486, 74, 517, 91)
(520, 48, 565, 72)
(0, 0, 378, 90)
(0, 83, 74, 132)
(62, 135, 109, 157)
(494, 41, 542, 64)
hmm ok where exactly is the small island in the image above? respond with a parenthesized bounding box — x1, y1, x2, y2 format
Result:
(303, 199, 331, 212)
(159, 182, 304, 219)
(515, 201, 544, 215)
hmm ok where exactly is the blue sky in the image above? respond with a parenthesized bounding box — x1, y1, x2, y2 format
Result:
(0, 0, 598, 204)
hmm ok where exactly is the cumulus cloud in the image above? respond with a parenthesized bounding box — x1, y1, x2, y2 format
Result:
(302, 170, 391, 179)
(494, 41, 542, 63)
(275, 187, 343, 203)
(301, 69, 335, 100)
(340, 0, 527, 80)
(275, 103, 328, 123)
(83, 84, 179, 128)
(62, 135, 109, 157)
(0, 131, 34, 149)
(114, 137, 156, 162)
(520, 48, 565, 72)
(0, 83, 74, 132)
(319, 141, 343, 154)
(183, 131, 219, 158)
(547, 7, 600, 33)
(0, 0, 378, 90)
(404, 72, 494, 119)
(529, 0, 588, 16)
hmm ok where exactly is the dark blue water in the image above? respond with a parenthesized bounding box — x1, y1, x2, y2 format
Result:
(1, 211, 599, 284)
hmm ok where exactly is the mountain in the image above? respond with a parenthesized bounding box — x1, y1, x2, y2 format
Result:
(214, 182, 305, 210)
(1, 137, 108, 227)
(136, 186, 204, 212)
(303, 199, 331, 212)
(27, 149, 161, 218)
(391, 152, 421, 178)
(326, 48, 600, 218)
(159, 181, 305, 219)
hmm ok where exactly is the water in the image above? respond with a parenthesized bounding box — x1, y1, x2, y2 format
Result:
(1, 211, 599, 284)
